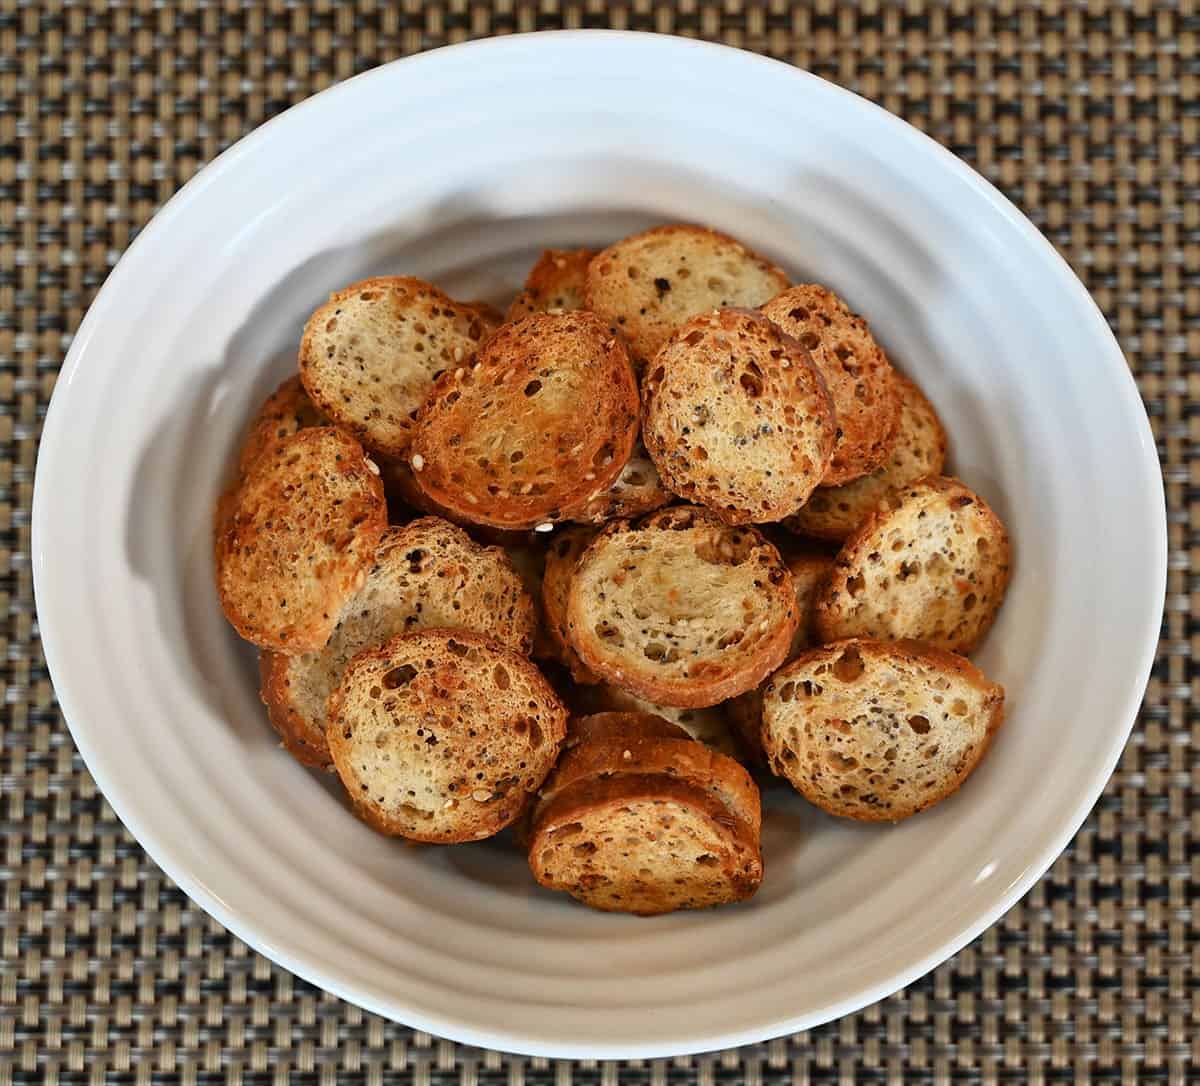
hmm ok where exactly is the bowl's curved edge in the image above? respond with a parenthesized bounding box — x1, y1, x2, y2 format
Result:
(31, 30, 1168, 1059)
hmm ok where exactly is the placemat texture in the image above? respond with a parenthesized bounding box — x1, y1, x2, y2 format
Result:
(0, 2, 1192, 1083)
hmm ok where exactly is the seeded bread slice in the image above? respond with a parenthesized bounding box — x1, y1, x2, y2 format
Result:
(642, 309, 836, 524)
(328, 628, 568, 842)
(535, 719, 762, 838)
(506, 248, 595, 320)
(814, 476, 1011, 654)
(408, 311, 640, 530)
(573, 684, 741, 758)
(761, 639, 1005, 820)
(237, 375, 326, 475)
(726, 550, 836, 765)
(585, 224, 790, 362)
(564, 505, 799, 707)
(528, 773, 763, 914)
(260, 517, 538, 768)
(541, 526, 602, 683)
(785, 372, 948, 541)
(761, 285, 900, 484)
(571, 440, 672, 525)
(215, 427, 387, 653)
(299, 276, 495, 459)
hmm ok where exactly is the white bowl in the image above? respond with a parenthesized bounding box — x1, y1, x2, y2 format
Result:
(32, 31, 1165, 1059)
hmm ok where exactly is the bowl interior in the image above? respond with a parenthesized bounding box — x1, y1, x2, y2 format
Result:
(33, 33, 1164, 1058)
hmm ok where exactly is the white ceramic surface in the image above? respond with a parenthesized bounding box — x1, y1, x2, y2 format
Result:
(32, 32, 1165, 1059)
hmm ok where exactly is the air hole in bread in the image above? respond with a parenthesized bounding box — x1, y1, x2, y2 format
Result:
(493, 664, 510, 690)
(381, 665, 417, 690)
(907, 715, 931, 734)
(739, 371, 763, 397)
(831, 647, 865, 682)
(827, 751, 858, 772)
(963, 592, 978, 611)
(446, 639, 470, 658)
(845, 573, 866, 597)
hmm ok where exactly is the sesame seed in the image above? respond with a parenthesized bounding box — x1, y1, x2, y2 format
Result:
(453, 346, 464, 362)
(622, 749, 632, 761)
(365, 458, 381, 475)
(534, 523, 554, 533)
(455, 367, 465, 379)
(411, 454, 425, 471)
(471, 789, 491, 803)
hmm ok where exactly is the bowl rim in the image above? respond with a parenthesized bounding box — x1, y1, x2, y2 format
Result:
(32, 29, 1167, 1058)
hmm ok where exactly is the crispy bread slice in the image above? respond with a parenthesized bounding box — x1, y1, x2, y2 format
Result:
(328, 628, 567, 842)
(785, 371, 947, 541)
(215, 427, 387, 653)
(260, 517, 538, 768)
(814, 476, 1011, 654)
(570, 440, 672, 525)
(408, 311, 640, 529)
(564, 506, 798, 707)
(528, 774, 762, 914)
(237, 375, 327, 475)
(299, 276, 495, 459)
(761, 285, 900, 484)
(585, 224, 790, 362)
(642, 309, 836, 524)
(506, 248, 595, 320)
(761, 638, 1005, 820)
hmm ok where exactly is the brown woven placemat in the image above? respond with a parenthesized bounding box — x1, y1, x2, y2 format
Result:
(1, 2, 1192, 1082)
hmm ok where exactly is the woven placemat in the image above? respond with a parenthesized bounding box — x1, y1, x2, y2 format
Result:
(1, 2, 1192, 1082)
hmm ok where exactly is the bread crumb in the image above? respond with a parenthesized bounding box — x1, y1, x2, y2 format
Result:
(471, 789, 491, 803)
(411, 454, 425, 471)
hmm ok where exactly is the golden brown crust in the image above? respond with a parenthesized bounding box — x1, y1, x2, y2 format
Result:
(642, 309, 837, 524)
(327, 628, 568, 843)
(214, 427, 388, 653)
(298, 276, 495, 459)
(761, 638, 1005, 821)
(584, 224, 791, 362)
(761, 285, 901, 484)
(527, 773, 763, 914)
(506, 248, 596, 321)
(564, 506, 799, 708)
(784, 371, 948, 541)
(813, 475, 1012, 654)
(237, 375, 327, 476)
(408, 311, 640, 530)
